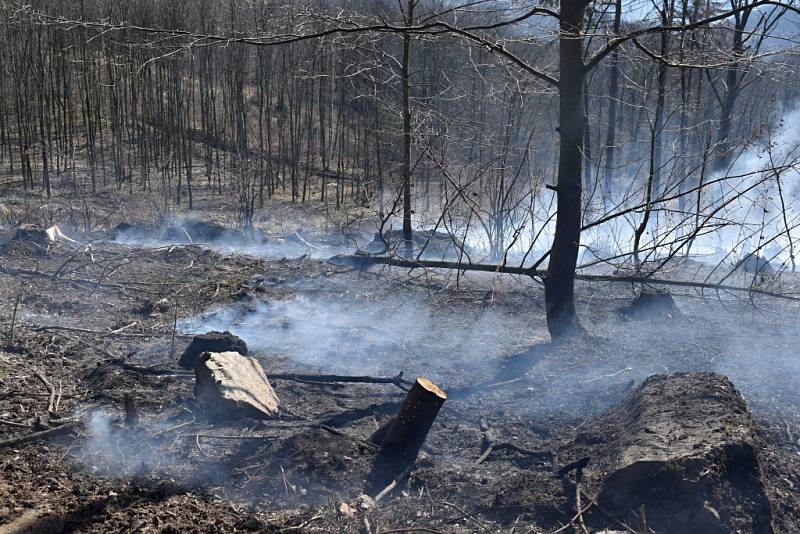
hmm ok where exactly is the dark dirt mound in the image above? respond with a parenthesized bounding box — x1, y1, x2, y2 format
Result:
(114, 219, 238, 245)
(178, 331, 248, 369)
(563, 372, 773, 534)
(163, 218, 228, 243)
(230, 427, 377, 505)
(619, 289, 682, 320)
(13, 224, 49, 244)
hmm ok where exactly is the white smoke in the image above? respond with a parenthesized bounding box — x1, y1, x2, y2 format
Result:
(178, 294, 539, 384)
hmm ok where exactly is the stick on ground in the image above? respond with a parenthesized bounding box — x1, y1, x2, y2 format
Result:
(0, 421, 80, 449)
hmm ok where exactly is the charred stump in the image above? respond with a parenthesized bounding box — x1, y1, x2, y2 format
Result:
(563, 372, 773, 534)
(367, 377, 447, 495)
(13, 224, 49, 245)
(194, 351, 279, 420)
(178, 331, 248, 369)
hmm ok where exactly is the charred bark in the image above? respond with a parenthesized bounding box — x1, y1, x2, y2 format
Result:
(367, 377, 446, 494)
(401, 0, 416, 253)
(544, 0, 589, 339)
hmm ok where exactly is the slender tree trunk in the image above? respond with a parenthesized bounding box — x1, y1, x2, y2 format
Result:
(602, 0, 622, 206)
(401, 0, 416, 250)
(544, 0, 589, 339)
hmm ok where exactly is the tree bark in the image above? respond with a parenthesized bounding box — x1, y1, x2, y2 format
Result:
(602, 0, 622, 205)
(545, 0, 589, 339)
(401, 1, 416, 252)
(368, 377, 446, 491)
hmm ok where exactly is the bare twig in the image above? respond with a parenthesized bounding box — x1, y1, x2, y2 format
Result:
(476, 418, 555, 466)
(0, 419, 34, 429)
(30, 324, 193, 339)
(0, 421, 80, 449)
(33, 371, 57, 416)
(9, 290, 20, 344)
(373, 462, 414, 504)
(170, 306, 178, 360)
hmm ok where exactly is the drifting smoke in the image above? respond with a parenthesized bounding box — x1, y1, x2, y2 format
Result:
(442, 105, 800, 271)
(81, 409, 167, 473)
(179, 294, 539, 384)
(112, 105, 800, 275)
(114, 220, 356, 260)
(85, 410, 114, 462)
(175, 287, 800, 422)
(80, 408, 217, 481)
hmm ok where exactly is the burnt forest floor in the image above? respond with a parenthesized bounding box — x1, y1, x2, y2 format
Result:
(1, 186, 799, 533)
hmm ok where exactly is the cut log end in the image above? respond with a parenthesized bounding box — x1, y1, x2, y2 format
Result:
(416, 377, 447, 400)
(179, 331, 248, 370)
(367, 376, 447, 496)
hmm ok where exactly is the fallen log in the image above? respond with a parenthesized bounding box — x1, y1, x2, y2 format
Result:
(329, 254, 800, 302)
(367, 377, 447, 495)
(0, 420, 80, 449)
(100, 358, 192, 376)
(270, 372, 412, 390)
(329, 253, 533, 276)
(564, 372, 773, 534)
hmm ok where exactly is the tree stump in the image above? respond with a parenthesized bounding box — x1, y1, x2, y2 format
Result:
(367, 377, 447, 493)
(565, 372, 773, 533)
(194, 351, 279, 420)
(178, 331, 248, 369)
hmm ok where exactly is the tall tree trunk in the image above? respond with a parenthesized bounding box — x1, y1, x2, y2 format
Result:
(544, 0, 588, 339)
(401, 0, 416, 250)
(652, 0, 674, 196)
(602, 0, 622, 206)
(715, 8, 751, 172)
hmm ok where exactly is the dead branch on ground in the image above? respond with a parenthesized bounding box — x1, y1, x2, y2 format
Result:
(0, 420, 81, 449)
(475, 418, 556, 467)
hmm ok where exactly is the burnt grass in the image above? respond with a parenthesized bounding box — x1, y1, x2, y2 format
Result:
(1, 214, 800, 532)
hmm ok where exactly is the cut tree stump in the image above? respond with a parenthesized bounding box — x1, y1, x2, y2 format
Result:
(194, 351, 279, 419)
(178, 331, 248, 369)
(568, 372, 773, 534)
(367, 377, 447, 493)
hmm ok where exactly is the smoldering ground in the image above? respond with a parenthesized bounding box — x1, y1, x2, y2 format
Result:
(4, 231, 800, 531)
(177, 276, 800, 420)
(74, 409, 229, 486)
